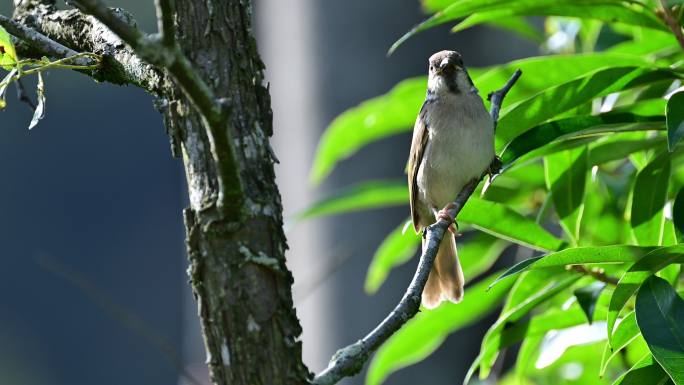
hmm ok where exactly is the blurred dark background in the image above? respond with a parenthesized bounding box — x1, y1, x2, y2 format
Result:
(0, 1, 536, 384)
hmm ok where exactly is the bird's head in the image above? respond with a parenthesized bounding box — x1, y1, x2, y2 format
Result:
(427, 50, 473, 95)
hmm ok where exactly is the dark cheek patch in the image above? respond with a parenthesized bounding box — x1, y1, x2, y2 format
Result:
(0, 46, 5, 54)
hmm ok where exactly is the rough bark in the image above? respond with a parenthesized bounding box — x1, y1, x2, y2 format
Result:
(12, 1, 311, 384)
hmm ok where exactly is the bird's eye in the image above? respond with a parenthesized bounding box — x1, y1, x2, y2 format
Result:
(430, 65, 434, 71)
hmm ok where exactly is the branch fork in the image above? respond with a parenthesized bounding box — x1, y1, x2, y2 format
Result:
(312, 69, 522, 385)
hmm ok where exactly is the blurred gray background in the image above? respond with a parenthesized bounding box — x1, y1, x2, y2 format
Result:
(0, 1, 535, 384)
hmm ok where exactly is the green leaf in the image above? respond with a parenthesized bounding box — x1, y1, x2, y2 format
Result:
(298, 180, 564, 251)
(468, 272, 582, 380)
(574, 282, 606, 324)
(496, 67, 679, 150)
(499, 113, 664, 166)
(0, 25, 17, 70)
(309, 77, 425, 183)
(480, 16, 543, 42)
(673, 188, 684, 237)
(631, 151, 671, 246)
(451, 3, 667, 36)
(635, 276, 684, 384)
(607, 245, 684, 348)
(365, 272, 514, 385)
(390, 0, 666, 54)
(294, 180, 407, 221)
(612, 354, 672, 385)
(544, 146, 588, 244)
(667, 91, 684, 152)
(478, 53, 650, 109)
(589, 135, 666, 166)
(600, 310, 640, 376)
(491, 245, 657, 288)
(364, 220, 420, 294)
(461, 198, 564, 252)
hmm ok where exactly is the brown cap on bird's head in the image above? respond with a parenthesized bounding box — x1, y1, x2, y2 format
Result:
(428, 50, 464, 74)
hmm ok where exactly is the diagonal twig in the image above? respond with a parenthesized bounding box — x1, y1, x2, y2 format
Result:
(0, 14, 94, 66)
(312, 69, 522, 385)
(154, 0, 176, 48)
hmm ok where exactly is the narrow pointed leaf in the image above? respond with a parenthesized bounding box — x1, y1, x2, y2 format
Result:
(364, 220, 420, 294)
(667, 91, 684, 152)
(607, 245, 684, 348)
(612, 354, 672, 385)
(631, 152, 671, 246)
(450, 3, 667, 35)
(500, 113, 664, 166)
(497, 67, 680, 150)
(491, 245, 656, 288)
(471, 271, 581, 380)
(297, 180, 564, 251)
(600, 311, 640, 376)
(635, 276, 684, 384)
(390, 0, 665, 54)
(544, 146, 588, 244)
(295, 180, 407, 221)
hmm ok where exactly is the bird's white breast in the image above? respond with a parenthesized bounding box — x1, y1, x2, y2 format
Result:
(417, 92, 494, 211)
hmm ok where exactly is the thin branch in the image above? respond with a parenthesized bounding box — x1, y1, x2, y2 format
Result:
(155, 0, 176, 48)
(488, 69, 522, 130)
(10, 6, 163, 93)
(658, 0, 684, 53)
(0, 14, 93, 66)
(312, 70, 523, 385)
(68, 0, 244, 218)
(568, 265, 619, 286)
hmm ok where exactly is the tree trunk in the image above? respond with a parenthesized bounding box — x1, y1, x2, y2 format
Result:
(11, 1, 311, 384)
(167, 1, 311, 384)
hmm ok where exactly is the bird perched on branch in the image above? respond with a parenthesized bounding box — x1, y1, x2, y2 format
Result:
(408, 50, 494, 308)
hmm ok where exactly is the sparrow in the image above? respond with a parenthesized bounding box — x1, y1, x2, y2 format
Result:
(408, 50, 494, 309)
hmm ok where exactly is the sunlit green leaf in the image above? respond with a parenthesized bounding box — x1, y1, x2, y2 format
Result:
(635, 276, 684, 384)
(364, 220, 420, 294)
(390, 0, 666, 54)
(497, 67, 680, 150)
(365, 272, 514, 385)
(601, 310, 641, 376)
(298, 180, 564, 251)
(492, 245, 656, 288)
(544, 146, 588, 244)
(612, 353, 672, 385)
(667, 91, 684, 152)
(468, 271, 581, 380)
(295, 180, 407, 221)
(500, 113, 664, 166)
(631, 151, 671, 246)
(607, 245, 684, 348)
(451, 3, 667, 36)
(481, 16, 543, 42)
(0, 25, 17, 70)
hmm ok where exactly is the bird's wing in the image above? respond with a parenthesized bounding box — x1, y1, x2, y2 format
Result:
(408, 101, 430, 232)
